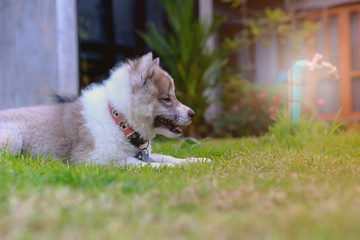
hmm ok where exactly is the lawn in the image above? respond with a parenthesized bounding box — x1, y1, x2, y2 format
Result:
(1, 119, 360, 239)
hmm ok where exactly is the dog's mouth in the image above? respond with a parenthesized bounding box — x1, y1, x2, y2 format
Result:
(154, 116, 182, 134)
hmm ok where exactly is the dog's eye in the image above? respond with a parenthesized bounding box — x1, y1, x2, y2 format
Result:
(161, 97, 171, 103)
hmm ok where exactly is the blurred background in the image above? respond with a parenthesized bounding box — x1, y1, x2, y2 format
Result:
(1, 0, 360, 137)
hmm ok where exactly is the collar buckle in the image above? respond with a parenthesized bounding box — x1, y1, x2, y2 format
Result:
(135, 148, 154, 163)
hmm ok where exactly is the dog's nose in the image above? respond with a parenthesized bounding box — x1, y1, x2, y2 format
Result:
(188, 109, 195, 119)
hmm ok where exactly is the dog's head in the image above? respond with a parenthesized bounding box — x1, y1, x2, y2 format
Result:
(125, 53, 195, 138)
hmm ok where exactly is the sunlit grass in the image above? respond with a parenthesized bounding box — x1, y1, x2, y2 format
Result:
(1, 119, 360, 239)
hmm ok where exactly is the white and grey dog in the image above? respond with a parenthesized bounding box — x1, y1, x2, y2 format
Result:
(0, 53, 210, 167)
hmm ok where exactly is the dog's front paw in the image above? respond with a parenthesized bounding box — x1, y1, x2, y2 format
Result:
(185, 157, 212, 163)
(149, 162, 175, 168)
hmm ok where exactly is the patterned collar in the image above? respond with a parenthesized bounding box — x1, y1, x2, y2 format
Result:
(108, 101, 148, 149)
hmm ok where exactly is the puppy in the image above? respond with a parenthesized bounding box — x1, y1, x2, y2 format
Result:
(0, 53, 210, 167)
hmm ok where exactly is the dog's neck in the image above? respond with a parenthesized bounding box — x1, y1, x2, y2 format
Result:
(108, 101, 148, 149)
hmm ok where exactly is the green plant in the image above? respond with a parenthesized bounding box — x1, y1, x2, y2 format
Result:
(267, 109, 344, 150)
(139, 0, 239, 137)
(215, 78, 287, 137)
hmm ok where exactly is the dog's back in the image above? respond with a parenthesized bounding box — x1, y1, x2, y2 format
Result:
(0, 100, 94, 162)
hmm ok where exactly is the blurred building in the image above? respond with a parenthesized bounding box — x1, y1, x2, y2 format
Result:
(0, 0, 78, 109)
(77, 0, 166, 89)
(0, 0, 167, 109)
(215, 0, 360, 121)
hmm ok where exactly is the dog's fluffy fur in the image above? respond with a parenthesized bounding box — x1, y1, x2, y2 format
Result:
(0, 53, 210, 166)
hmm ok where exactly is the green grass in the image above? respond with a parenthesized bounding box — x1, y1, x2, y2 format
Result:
(1, 119, 360, 239)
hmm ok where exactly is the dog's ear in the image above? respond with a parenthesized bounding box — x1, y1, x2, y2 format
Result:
(141, 52, 153, 65)
(153, 58, 160, 66)
(140, 52, 155, 84)
(131, 52, 156, 92)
